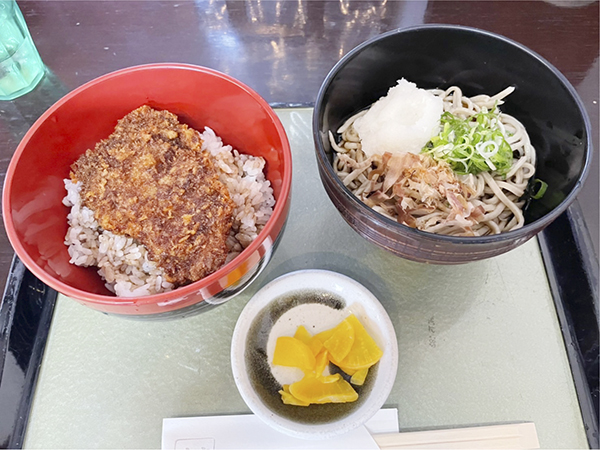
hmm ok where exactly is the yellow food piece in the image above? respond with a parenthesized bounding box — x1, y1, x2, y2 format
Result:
(273, 315, 383, 407)
(350, 368, 369, 386)
(307, 337, 324, 356)
(289, 376, 358, 404)
(314, 350, 329, 377)
(272, 336, 316, 372)
(337, 364, 357, 376)
(336, 315, 383, 370)
(314, 327, 335, 344)
(294, 325, 312, 344)
(294, 326, 324, 356)
(279, 389, 310, 406)
(320, 373, 342, 384)
(323, 318, 355, 362)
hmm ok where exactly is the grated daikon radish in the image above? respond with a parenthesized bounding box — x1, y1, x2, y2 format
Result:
(353, 78, 443, 157)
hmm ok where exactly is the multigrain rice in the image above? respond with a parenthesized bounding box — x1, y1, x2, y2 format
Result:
(63, 126, 275, 297)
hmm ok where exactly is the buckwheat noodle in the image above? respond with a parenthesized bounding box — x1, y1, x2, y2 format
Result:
(330, 86, 537, 236)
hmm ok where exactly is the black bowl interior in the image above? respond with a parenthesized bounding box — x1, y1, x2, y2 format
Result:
(316, 25, 591, 227)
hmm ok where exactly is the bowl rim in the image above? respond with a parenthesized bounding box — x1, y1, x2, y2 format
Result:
(2, 62, 293, 306)
(230, 269, 399, 440)
(312, 24, 594, 245)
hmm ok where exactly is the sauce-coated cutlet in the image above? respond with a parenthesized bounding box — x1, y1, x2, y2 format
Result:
(71, 105, 235, 286)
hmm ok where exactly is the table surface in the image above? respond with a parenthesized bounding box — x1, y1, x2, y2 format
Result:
(24, 109, 588, 449)
(0, 2, 597, 448)
(0, 0, 598, 298)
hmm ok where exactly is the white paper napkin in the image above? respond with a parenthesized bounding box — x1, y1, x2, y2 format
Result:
(162, 408, 399, 450)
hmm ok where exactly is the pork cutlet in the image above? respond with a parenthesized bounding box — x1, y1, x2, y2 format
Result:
(71, 105, 235, 286)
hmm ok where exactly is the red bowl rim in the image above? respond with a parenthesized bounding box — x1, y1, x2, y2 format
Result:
(2, 63, 292, 307)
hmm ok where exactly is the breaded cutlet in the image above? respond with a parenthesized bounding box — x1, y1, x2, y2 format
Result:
(71, 105, 235, 286)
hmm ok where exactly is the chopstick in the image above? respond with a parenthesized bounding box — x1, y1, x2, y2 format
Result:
(373, 422, 539, 449)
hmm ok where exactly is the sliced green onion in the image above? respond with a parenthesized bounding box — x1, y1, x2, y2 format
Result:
(531, 179, 548, 199)
(422, 108, 514, 176)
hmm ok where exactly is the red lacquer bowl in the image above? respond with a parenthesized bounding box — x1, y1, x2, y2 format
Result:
(3, 64, 292, 318)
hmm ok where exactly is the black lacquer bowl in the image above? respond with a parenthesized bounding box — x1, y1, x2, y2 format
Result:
(313, 25, 593, 264)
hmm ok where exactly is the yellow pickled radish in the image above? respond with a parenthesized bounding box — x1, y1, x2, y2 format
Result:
(335, 364, 357, 376)
(280, 384, 308, 405)
(350, 367, 369, 386)
(323, 317, 355, 362)
(320, 373, 342, 384)
(314, 327, 335, 345)
(279, 389, 310, 406)
(294, 325, 312, 344)
(338, 314, 383, 370)
(273, 316, 383, 407)
(314, 350, 329, 377)
(272, 336, 316, 372)
(289, 376, 358, 404)
(307, 337, 324, 356)
(294, 325, 324, 356)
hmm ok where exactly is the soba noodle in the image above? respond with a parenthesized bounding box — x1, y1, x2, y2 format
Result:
(330, 86, 537, 236)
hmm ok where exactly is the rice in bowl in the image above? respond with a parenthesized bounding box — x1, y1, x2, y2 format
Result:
(63, 110, 275, 298)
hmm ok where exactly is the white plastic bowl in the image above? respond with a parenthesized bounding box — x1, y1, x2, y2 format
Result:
(231, 269, 398, 440)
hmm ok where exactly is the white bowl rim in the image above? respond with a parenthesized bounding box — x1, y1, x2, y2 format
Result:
(230, 269, 399, 440)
